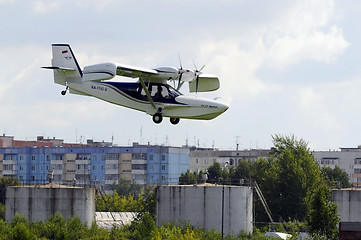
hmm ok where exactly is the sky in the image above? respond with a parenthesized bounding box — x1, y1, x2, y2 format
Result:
(1, 0, 361, 151)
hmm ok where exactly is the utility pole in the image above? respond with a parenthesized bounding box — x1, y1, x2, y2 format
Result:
(221, 182, 225, 239)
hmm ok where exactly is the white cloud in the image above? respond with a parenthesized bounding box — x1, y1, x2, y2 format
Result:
(0, 0, 14, 5)
(263, 0, 349, 69)
(193, 0, 348, 106)
(32, 1, 60, 14)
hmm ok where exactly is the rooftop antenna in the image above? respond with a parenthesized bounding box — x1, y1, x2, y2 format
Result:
(235, 136, 241, 151)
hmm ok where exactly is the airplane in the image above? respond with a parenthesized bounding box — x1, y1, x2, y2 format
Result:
(43, 44, 228, 124)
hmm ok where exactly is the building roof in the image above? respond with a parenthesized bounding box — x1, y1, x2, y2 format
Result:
(95, 212, 137, 229)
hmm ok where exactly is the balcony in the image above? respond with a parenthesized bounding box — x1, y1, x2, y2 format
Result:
(75, 169, 90, 175)
(105, 169, 118, 175)
(50, 160, 63, 165)
(3, 170, 17, 176)
(75, 160, 90, 165)
(53, 169, 63, 175)
(3, 159, 16, 163)
(132, 169, 146, 175)
(132, 159, 146, 165)
(105, 180, 119, 185)
(106, 159, 118, 165)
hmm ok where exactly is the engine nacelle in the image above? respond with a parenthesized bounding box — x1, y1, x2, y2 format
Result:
(82, 63, 117, 81)
(154, 67, 179, 80)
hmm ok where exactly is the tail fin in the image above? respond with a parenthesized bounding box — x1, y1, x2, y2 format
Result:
(43, 44, 83, 85)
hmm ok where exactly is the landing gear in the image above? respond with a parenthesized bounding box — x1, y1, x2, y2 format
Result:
(61, 85, 69, 96)
(152, 113, 163, 124)
(170, 117, 180, 125)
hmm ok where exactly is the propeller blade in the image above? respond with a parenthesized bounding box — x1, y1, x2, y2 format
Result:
(178, 54, 183, 70)
(199, 64, 205, 72)
(177, 72, 183, 89)
(196, 75, 199, 93)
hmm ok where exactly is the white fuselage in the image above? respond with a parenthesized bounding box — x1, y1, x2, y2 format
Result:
(67, 80, 228, 120)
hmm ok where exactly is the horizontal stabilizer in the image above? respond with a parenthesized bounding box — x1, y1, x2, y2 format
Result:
(42, 66, 76, 71)
(189, 74, 220, 92)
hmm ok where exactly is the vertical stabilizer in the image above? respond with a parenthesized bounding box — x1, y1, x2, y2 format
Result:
(50, 44, 83, 85)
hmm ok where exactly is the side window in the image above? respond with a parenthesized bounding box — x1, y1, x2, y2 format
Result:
(137, 86, 147, 100)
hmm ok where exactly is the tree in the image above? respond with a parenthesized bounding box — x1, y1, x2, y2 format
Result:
(322, 166, 352, 188)
(0, 177, 19, 205)
(306, 183, 339, 240)
(179, 170, 198, 185)
(113, 178, 141, 197)
(207, 162, 222, 183)
(261, 135, 322, 221)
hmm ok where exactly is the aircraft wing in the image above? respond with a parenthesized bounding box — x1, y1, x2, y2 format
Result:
(116, 63, 159, 79)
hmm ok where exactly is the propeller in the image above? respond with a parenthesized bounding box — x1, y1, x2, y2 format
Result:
(193, 62, 205, 94)
(174, 57, 205, 93)
(177, 54, 185, 90)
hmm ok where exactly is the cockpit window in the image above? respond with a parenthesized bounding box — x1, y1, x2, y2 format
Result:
(105, 82, 181, 104)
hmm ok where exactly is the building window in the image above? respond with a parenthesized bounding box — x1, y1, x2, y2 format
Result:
(149, 165, 153, 170)
(32, 156, 35, 161)
(31, 166, 35, 171)
(149, 155, 153, 160)
(161, 165, 165, 170)
(19, 166, 23, 171)
(104, 154, 119, 160)
(93, 165, 96, 170)
(161, 176, 165, 181)
(93, 155, 97, 161)
(161, 155, 166, 161)
(19, 156, 23, 161)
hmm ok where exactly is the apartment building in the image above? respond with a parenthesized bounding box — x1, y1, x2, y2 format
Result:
(189, 146, 361, 187)
(314, 147, 361, 187)
(189, 148, 270, 172)
(0, 136, 190, 190)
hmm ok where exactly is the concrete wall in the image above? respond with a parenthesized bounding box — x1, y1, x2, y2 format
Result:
(332, 189, 361, 222)
(156, 184, 253, 235)
(5, 184, 95, 226)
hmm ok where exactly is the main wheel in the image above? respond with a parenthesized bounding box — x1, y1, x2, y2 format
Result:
(152, 113, 163, 124)
(170, 117, 180, 125)
(61, 90, 66, 95)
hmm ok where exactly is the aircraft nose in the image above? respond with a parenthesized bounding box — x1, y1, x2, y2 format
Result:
(217, 102, 229, 112)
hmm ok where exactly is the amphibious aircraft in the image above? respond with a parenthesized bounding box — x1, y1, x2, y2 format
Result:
(43, 44, 228, 124)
